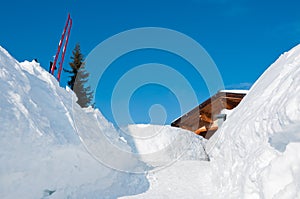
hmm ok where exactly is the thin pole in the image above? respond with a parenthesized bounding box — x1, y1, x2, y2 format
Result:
(57, 18, 72, 82)
(51, 14, 71, 75)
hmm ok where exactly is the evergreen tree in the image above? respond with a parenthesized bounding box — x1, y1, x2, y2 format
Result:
(65, 43, 94, 107)
(65, 43, 82, 89)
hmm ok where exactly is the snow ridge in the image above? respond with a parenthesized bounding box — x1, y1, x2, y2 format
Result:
(1, 43, 300, 198)
(0, 45, 208, 198)
(208, 44, 300, 198)
(0, 46, 149, 198)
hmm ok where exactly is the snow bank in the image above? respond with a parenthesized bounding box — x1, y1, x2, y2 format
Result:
(0, 46, 151, 198)
(122, 45, 300, 199)
(1, 42, 300, 198)
(0, 46, 208, 198)
(207, 44, 300, 198)
(120, 125, 208, 168)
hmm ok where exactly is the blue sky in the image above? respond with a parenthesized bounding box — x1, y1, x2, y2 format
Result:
(1, 0, 300, 126)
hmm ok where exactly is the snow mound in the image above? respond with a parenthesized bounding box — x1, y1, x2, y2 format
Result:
(0, 46, 208, 198)
(207, 44, 300, 198)
(2, 42, 300, 198)
(121, 125, 208, 167)
(124, 45, 300, 199)
(0, 46, 150, 198)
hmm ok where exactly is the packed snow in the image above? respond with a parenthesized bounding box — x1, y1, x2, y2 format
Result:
(1, 43, 300, 198)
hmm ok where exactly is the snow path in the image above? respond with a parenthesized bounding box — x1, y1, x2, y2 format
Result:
(122, 44, 300, 198)
(121, 161, 216, 199)
(1, 43, 300, 198)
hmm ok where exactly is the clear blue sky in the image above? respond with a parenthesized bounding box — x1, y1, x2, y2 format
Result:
(1, 0, 300, 126)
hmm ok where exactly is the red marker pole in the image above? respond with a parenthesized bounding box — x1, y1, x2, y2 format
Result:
(51, 14, 71, 75)
(57, 18, 72, 82)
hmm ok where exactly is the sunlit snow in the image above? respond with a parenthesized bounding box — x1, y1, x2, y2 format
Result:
(1, 44, 300, 198)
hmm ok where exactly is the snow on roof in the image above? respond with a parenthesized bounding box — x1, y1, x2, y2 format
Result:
(219, 89, 249, 94)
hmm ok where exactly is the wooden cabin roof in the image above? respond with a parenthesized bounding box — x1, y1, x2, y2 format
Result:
(171, 91, 246, 138)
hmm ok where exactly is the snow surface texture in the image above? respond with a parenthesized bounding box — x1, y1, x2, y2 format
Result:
(207, 44, 300, 199)
(122, 45, 300, 198)
(1, 44, 300, 198)
(0, 46, 207, 198)
(120, 125, 208, 168)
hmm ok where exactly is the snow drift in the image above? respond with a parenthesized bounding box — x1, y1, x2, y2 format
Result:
(0, 46, 147, 199)
(1, 43, 300, 198)
(0, 46, 207, 198)
(122, 45, 300, 198)
(207, 44, 300, 198)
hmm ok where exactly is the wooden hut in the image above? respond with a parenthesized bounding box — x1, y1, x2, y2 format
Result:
(171, 90, 247, 139)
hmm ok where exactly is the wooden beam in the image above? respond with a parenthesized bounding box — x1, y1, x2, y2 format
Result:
(194, 126, 207, 134)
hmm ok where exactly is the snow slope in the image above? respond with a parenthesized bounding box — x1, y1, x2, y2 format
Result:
(1, 43, 300, 198)
(0, 46, 207, 198)
(0, 46, 149, 198)
(122, 45, 300, 199)
(207, 44, 300, 198)
(120, 124, 208, 168)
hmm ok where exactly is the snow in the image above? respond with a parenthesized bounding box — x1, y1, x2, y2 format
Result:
(0, 46, 207, 198)
(219, 89, 249, 94)
(206, 44, 300, 198)
(120, 125, 208, 168)
(121, 161, 216, 199)
(0, 46, 150, 198)
(1, 43, 300, 198)
(122, 44, 300, 198)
